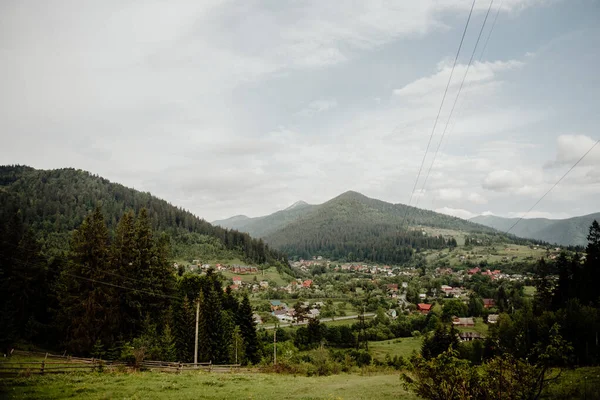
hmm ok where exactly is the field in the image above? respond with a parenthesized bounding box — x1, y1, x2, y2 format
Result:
(423, 243, 550, 267)
(455, 318, 489, 335)
(368, 337, 423, 361)
(221, 266, 291, 286)
(0, 370, 416, 400)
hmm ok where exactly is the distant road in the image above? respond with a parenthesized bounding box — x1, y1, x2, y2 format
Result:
(262, 313, 375, 330)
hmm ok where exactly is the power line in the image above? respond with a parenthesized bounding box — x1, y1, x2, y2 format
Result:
(505, 138, 600, 235)
(415, 0, 495, 208)
(64, 273, 182, 300)
(401, 0, 477, 227)
(440, 0, 504, 155)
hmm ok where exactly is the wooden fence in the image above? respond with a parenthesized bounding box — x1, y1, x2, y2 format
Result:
(1, 350, 241, 375)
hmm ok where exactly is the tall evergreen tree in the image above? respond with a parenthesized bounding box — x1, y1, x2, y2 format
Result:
(237, 295, 260, 364)
(58, 206, 118, 354)
(582, 220, 600, 305)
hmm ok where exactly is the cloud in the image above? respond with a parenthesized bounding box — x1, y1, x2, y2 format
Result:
(437, 188, 463, 201)
(393, 60, 523, 101)
(545, 134, 600, 168)
(482, 170, 523, 192)
(435, 207, 476, 220)
(467, 192, 488, 204)
(297, 99, 338, 116)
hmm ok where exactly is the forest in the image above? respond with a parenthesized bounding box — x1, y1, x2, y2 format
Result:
(0, 204, 261, 364)
(0, 165, 292, 273)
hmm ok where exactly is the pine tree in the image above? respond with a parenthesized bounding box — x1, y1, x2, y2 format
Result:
(582, 220, 600, 305)
(174, 295, 195, 362)
(112, 210, 140, 339)
(237, 295, 260, 364)
(58, 206, 118, 354)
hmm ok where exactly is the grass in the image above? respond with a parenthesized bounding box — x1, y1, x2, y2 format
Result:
(523, 285, 536, 297)
(368, 337, 423, 361)
(0, 370, 418, 400)
(455, 317, 489, 336)
(221, 266, 290, 286)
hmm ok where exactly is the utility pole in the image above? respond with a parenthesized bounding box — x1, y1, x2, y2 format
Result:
(273, 329, 277, 365)
(194, 297, 200, 366)
(235, 334, 238, 365)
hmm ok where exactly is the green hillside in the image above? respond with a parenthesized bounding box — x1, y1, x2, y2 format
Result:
(213, 200, 316, 237)
(261, 191, 505, 263)
(0, 165, 289, 269)
(471, 213, 600, 247)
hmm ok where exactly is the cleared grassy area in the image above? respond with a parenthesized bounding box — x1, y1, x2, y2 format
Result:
(424, 244, 549, 267)
(455, 317, 489, 336)
(0, 370, 417, 400)
(523, 285, 536, 297)
(369, 337, 423, 361)
(221, 266, 290, 286)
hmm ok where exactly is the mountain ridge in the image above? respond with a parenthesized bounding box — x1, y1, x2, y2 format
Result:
(470, 213, 600, 246)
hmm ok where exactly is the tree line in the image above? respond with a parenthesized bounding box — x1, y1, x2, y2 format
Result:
(0, 205, 259, 364)
(0, 165, 289, 269)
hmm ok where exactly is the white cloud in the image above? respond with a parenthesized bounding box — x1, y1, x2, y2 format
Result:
(435, 207, 476, 220)
(482, 170, 523, 192)
(297, 99, 338, 116)
(437, 188, 463, 201)
(545, 134, 600, 168)
(467, 192, 488, 204)
(393, 60, 523, 100)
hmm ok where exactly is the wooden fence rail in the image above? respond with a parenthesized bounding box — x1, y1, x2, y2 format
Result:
(3, 350, 242, 375)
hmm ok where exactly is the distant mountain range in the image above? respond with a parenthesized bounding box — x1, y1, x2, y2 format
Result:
(470, 213, 600, 247)
(214, 191, 503, 262)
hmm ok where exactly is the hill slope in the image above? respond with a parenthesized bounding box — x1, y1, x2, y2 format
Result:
(225, 190, 505, 263)
(471, 213, 600, 247)
(0, 165, 288, 268)
(213, 200, 316, 237)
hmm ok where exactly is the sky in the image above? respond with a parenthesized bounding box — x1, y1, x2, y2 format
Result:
(1, 0, 599, 222)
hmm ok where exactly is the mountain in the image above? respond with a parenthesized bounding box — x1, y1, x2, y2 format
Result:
(217, 190, 505, 263)
(213, 200, 316, 238)
(0, 165, 288, 269)
(471, 213, 600, 247)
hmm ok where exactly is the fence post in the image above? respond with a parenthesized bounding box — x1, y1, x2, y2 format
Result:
(41, 360, 45, 375)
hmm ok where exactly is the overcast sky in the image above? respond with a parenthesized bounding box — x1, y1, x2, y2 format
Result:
(1, 0, 599, 222)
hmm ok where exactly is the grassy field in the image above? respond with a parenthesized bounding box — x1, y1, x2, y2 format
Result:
(455, 317, 489, 336)
(368, 337, 423, 361)
(424, 244, 550, 267)
(0, 370, 416, 400)
(221, 266, 291, 286)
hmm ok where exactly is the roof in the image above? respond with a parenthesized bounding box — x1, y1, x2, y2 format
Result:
(270, 300, 282, 306)
(417, 303, 432, 311)
(232, 276, 242, 281)
(453, 317, 475, 325)
(483, 298, 495, 305)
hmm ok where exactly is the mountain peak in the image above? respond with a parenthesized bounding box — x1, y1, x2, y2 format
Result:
(335, 190, 368, 200)
(285, 200, 308, 211)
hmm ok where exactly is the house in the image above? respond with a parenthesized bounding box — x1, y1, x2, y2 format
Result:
(419, 293, 427, 300)
(459, 332, 483, 341)
(417, 304, 433, 314)
(229, 284, 240, 291)
(487, 314, 499, 324)
(468, 267, 481, 275)
(232, 276, 242, 286)
(302, 280, 313, 288)
(270, 300, 285, 311)
(308, 308, 320, 318)
(483, 298, 496, 309)
(453, 317, 475, 327)
(259, 280, 269, 289)
(386, 283, 399, 292)
(252, 313, 263, 324)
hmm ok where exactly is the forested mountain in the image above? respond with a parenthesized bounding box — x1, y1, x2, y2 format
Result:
(253, 191, 503, 263)
(213, 200, 316, 238)
(471, 212, 600, 247)
(0, 165, 288, 268)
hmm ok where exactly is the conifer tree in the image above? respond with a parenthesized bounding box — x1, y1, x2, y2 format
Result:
(59, 206, 118, 354)
(237, 295, 260, 364)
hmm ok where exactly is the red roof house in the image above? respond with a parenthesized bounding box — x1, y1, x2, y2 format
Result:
(417, 303, 433, 314)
